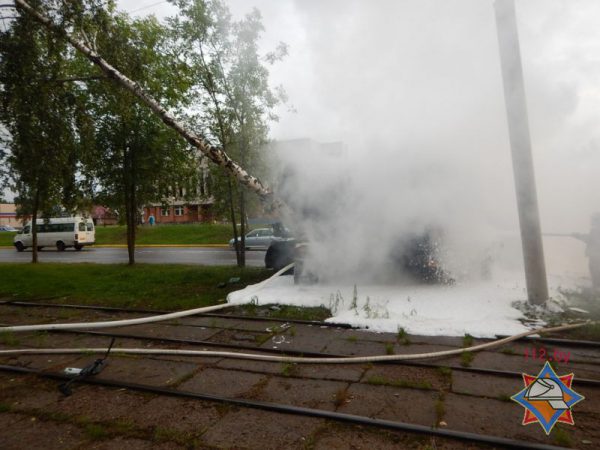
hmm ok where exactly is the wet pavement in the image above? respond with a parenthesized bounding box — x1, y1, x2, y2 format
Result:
(0, 247, 265, 266)
(0, 303, 599, 449)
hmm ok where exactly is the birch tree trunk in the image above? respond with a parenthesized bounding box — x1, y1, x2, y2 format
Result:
(14, 0, 275, 204)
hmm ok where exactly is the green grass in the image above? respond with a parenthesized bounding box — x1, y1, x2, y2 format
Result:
(257, 305, 331, 322)
(460, 351, 474, 367)
(560, 322, 600, 341)
(84, 423, 109, 440)
(396, 327, 411, 345)
(94, 223, 233, 245)
(0, 331, 20, 346)
(228, 303, 331, 322)
(437, 366, 452, 378)
(1, 224, 235, 247)
(281, 362, 297, 377)
(462, 333, 474, 348)
(552, 426, 573, 447)
(0, 232, 16, 246)
(435, 393, 446, 424)
(0, 263, 270, 310)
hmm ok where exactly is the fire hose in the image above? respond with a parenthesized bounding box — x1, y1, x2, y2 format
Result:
(0, 262, 595, 363)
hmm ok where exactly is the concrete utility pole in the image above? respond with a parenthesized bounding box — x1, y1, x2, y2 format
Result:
(493, 0, 549, 304)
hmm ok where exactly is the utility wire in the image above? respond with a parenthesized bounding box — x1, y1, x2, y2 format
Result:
(127, 0, 168, 14)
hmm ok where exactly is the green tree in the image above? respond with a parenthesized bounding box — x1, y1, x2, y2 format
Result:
(81, 12, 198, 264)
(0, 1, 91, 262)
(2, 1, 198, 265)
(169, 0, 286, 266)
(15, 0, 275, 203)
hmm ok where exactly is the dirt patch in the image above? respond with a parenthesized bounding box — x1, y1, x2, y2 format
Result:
(126, 395, 221, 434)
(46, 385, 149, 422)
(1, 378, 62, 410)
(199, 407, 323, 449)
(85, 437, 184, 450)
(0, 413, 86, 450)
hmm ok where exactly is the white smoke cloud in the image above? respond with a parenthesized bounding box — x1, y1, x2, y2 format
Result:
(119, 0, 600, 281)
(258, 0, 600, 281)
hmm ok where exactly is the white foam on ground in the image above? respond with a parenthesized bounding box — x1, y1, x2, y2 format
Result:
(228, 271, 588, 338)
(228, 237, 590, 338)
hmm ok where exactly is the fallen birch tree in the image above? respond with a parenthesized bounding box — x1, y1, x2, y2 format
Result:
(14, 0, 275, 203)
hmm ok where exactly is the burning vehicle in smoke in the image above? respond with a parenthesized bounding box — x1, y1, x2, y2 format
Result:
(265, 228, 454, 285)
(389, 229, 455, 284)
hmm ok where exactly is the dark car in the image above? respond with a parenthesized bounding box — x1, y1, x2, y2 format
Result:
(266, 230, 453, 285)
(265, 239, 296, 271)
(390, 230, 454, 284)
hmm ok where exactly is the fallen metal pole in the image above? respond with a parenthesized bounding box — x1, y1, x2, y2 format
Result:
(494, 0, 549, 304)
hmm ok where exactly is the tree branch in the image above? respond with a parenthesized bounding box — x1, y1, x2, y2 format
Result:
(14, 0, 276, 203)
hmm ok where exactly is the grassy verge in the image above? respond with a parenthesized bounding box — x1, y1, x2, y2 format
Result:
(94, 223, 233, 245)
(228, 304, 332, 322)
(0, 263, 270, 310)
(0, 232, 16, 247)
(0, 224, 235, 246)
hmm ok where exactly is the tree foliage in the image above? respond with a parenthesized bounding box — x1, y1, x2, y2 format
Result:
(1, 1, 197, 264)
(168, 0, 286, 266)
(79, 12, 198, 264)
(2, 0, 285, 266)
(0, 0, 93, 261)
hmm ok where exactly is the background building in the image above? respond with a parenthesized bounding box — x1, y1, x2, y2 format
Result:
(143, 156, 214, 224)
(0, 203, 18, 227)
(91, 205, 119, 226)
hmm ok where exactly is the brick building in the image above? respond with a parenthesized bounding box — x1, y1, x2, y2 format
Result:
(143, 155, 214, 224)
(91, 205, 119, 226)
(143, 201, 213, 224)
(0, 203, 18, 227)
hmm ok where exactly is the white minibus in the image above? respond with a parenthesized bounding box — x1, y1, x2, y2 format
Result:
(13, 216, 95, 252)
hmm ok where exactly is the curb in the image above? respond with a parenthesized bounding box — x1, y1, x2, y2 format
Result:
(0, 244, 230, 249)
(94, 244, 229, 248)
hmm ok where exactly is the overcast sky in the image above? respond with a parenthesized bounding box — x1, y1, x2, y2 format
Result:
(114, 1, 600, 235)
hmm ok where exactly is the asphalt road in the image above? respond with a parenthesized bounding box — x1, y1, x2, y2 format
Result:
(0, 246, 266, 266)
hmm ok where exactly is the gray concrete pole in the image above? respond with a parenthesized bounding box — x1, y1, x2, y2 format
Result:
(493, 0, 549, 304)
